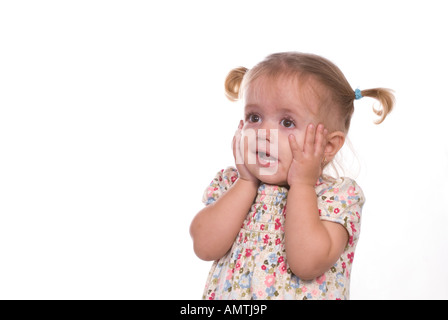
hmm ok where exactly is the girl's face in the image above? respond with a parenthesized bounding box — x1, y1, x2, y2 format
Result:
(241, 75, 323, 186)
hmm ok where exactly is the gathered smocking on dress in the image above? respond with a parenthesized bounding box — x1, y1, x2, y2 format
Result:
(201, 167, 364, 300)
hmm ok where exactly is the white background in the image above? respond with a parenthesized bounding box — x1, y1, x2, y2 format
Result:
(1, 0, 447, 299)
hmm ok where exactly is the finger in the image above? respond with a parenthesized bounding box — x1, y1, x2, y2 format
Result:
(314, 124, 326, 156)
(232, 124, 240, 153)
(303, 123, 316, 154)
(233, 122, 243, 163)
(232, 135, 237, 157)
(236, 135, 245, 165)
(243, 134, 257, 165)
(288, 134, 300, 159)
(322, 128, 328, 152)
(322, 129, 329, 163)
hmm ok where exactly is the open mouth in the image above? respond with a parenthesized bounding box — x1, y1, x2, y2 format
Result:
(257, 151, 278, 167)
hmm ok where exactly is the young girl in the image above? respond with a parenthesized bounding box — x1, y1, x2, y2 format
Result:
(190, 52, 394, 300)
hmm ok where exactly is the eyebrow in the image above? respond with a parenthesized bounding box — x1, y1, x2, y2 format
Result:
(245, 103, 305, 118)
(277, 106, 300, 115)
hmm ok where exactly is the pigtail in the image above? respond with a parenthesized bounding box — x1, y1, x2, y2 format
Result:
(359, 88, 395, 124)
(224, 67, 248, 101)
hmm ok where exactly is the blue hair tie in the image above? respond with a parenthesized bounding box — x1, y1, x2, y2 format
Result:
(354, 88, 363, 100)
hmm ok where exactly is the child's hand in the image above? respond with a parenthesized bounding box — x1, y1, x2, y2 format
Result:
(287, 123, 328, 188)
(232, 120, 259, 185)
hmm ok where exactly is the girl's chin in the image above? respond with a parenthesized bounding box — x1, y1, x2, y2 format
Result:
(248, 166, 288, 186)
(258, 175, 288, 186)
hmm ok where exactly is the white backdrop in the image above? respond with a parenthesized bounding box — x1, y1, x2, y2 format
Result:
(1, 0, 447, 299)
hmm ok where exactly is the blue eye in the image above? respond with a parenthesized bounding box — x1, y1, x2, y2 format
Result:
(281, 119, 295, 128)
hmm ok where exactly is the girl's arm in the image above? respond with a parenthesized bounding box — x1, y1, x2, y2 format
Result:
(285, 185, 348, 280)
(190, 120, 259, 261)
(285, 124, 348, 280)
(190, 178, 258, 261)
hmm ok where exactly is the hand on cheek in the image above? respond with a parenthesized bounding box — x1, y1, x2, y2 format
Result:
(232, 120, 259, 185)
(287, 123, 328, 187)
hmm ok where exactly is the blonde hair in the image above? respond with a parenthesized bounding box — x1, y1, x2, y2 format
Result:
(224, 52, 395, 130)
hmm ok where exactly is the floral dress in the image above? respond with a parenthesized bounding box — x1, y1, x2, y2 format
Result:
(201, 167, 365, 300)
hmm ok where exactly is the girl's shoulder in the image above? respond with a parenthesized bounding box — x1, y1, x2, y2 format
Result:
(316, 176, 365, 244)
(202, 167, 239, 205)
(317, 175, 365, 202)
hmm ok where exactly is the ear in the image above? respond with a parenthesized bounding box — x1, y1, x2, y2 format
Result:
(324, 131, 345, 163)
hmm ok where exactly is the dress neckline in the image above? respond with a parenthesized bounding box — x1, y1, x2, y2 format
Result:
(257, 176, 326, 195)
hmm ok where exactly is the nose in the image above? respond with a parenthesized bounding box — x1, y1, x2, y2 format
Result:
(258, 119, 273, 142)
(257, 130, 270, 142)
(256, 124, 278, 156)
(257, 122, 275, 142)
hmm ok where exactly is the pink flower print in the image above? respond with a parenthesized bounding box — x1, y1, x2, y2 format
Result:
(333, 188, 339, 194)
(279, 262, 287, 275)
(260, 194, 266, 202)
(347, 252, 354, 263)
(274, 218, 282, 230)
(207, 188, 216, 197)
(342, 262, 346, 269)
(318, 209, 322, 216)
(261, 265, 266, 271)
(275, 238, 281, 245)
(278, 256, 284, 263)
(334, 208, 340, 214)
(264, 275, 275, 287)
(263, 234, 269, 244)
(350, 222, 357, 234)
(209, 292, 215, 300)
(260, 224, 265, 231)
(356, 211, 360, 219)
(245, 248, 252, 257)
(347, 186, 356, 197)
(316, 274, 326, 285)
(231, 175, 237, 183)
(226, 268, 234, 280)
(301, 286, 307, 293)
(348, 235, 354, 246)
(263, 204, 267, 210)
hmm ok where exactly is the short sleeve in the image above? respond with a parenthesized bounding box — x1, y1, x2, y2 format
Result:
(317, 177, 365, 247)
(202, 167, 239, 206)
